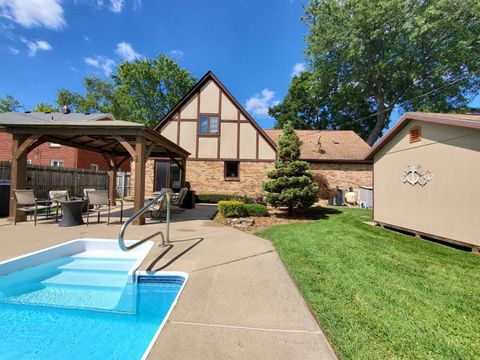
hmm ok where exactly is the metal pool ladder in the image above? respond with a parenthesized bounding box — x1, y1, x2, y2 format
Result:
(118, 188, 172, 251)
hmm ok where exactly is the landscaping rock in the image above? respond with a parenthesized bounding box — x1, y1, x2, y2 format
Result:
(239, 217, 255, 226)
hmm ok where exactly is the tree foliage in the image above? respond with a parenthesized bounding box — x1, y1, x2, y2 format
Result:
(263, 122, 319, 215)
(32, 102, 59, 113)
(270, 0, 480, 145)
(0, 95, 21, 112)
(56, 54, 196, 127)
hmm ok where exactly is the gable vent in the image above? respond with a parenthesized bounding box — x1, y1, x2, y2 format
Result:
(409, 126, 421, 143)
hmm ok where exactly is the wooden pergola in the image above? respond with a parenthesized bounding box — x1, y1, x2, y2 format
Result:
(0, 113, 189, 225)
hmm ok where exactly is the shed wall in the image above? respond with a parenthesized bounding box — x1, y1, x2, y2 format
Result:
(373, 120, 480, 247)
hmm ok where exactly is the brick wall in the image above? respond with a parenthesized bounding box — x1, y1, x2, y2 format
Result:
(0, 130, 12, 161)
(132, 159, 373, 197)
(187, 160, 274, 196)
(130, 159, 156, 196)
(77, 149, 131, 172)
(310, 162, 373, 189)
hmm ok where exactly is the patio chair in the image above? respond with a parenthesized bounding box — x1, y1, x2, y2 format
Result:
(171, 187, 188, 209)
(48, 190, 70, 222)
(82, 188, 96, 200)
(86, 190, 111, 225)
(13, 189, 52, 226)
(149, 188, 169, 219)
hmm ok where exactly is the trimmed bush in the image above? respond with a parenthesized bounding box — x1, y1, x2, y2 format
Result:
(218, 201, 269, 218)
(217, 200, 248, 218)
(245, 204, 268, 217)
(196, 194, 237, 204)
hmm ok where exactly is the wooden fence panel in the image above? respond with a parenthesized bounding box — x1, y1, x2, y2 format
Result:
(0, 161, 109, 199)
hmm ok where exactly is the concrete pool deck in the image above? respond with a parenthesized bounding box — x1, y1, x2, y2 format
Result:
(0, 205, 337, 360)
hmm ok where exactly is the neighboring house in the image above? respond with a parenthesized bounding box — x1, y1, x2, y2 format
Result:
(148, 71, 372, 196)
(365, 112, 480, 250)
(0, 112, 130, 172)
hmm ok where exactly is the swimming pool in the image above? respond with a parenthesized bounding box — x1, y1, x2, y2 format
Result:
(0, 239, 187, 359)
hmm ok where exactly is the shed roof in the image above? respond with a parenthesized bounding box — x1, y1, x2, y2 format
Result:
(265, 129, 371, 162)
(365, 112, 480, 160)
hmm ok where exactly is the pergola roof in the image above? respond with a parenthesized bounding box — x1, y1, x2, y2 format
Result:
(0, 112, 190, 159)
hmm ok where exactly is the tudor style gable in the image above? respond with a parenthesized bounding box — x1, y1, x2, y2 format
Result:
(154, 71, 277, 161)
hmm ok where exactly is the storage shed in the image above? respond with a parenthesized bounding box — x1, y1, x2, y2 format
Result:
(365, 112, 480, 251)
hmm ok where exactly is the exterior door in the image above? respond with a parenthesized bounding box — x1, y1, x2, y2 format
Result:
(154, 161, 182, 191)
(154, 161, 170, 192)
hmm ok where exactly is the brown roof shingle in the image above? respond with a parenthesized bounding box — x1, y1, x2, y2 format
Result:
(265, 129, 371, 161)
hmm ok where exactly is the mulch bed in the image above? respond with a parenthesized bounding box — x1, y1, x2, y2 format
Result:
(214, 206, 337, 232)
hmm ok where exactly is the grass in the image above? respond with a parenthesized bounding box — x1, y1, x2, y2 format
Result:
(256, 207, 480, 360)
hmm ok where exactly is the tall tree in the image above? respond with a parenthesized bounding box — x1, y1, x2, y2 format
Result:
(0, 95, 21, 112)
(262, 122, 319, 216)
(271, 0, 480, 145)
(56, 54, 196, 127)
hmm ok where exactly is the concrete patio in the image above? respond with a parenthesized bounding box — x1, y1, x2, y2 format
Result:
(0, 205, 337, 360)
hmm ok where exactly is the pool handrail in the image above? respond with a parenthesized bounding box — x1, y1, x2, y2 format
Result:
(118, 189, 172, 251)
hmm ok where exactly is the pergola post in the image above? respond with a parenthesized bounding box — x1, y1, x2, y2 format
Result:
(108, 160, 117, 207)
(133, 135, 146, 225)
(8, 134, 28, 223)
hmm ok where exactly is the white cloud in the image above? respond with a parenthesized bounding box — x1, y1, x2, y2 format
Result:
(8, 46, 19, 55)
(84, 55, 116, 76)
(245, 88, 280, 118)
(0, 0, 65, 30)
(20, 37, 52, 56)
(109, 0, 124, 13)
(167, 49, 184, 59)
(291, 62, 306, 77)
(115, 41, 141, 61)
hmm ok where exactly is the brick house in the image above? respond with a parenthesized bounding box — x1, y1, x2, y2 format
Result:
(0, 112, 130, 172)
(142, 71, 372, 196)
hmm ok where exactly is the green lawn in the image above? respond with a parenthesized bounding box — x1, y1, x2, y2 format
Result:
(256, 207, 480, 360)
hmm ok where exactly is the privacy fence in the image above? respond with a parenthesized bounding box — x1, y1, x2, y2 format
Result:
(0, 161, 109, 200)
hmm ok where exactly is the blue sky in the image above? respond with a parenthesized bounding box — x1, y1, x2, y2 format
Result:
(0, 0, 307, 129)
(0, 0, 478, 131)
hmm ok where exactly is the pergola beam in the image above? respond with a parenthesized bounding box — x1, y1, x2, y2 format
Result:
(114, 135, 137, 160)
(15, 134, 42, 160)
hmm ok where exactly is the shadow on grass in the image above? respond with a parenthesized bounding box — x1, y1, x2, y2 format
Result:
(273, 206, 342, 220)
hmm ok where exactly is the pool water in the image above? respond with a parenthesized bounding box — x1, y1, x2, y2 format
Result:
(0, 255, 138, 313)
(0, 277, 184, 359)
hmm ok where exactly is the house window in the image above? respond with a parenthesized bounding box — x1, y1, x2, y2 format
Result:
(91, 164, 99, 171)
(50, 142, 61, 148)
(199, 116, 219, 135)
(409, 126, 421, 143)
(50, 160, 64, 168)
(225, 161, 239, 179)
(26, 160, 32, 165)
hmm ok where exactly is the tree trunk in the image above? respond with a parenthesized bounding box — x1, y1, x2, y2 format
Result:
(366, 100, 388, 146)
(288, 204, 294, 217)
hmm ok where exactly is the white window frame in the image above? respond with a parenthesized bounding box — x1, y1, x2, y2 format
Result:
(90, 164, 99, 172)
(50, 160, 64, 168)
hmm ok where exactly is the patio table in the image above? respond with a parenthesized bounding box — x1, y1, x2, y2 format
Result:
(59, 200, 86, 227)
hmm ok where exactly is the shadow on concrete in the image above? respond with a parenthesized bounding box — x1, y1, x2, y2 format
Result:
(146, 237, 204, 272)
